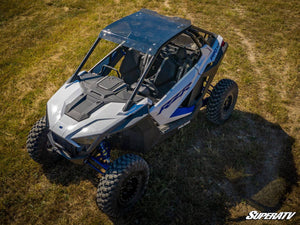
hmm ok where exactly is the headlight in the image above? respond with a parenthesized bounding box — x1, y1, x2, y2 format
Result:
(73, 135, 99, 145)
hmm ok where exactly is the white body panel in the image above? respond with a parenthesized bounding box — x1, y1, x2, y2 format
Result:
(47, 82, 150, 142)
(149, 39, 219, 125)
(149, 67, 199, 125)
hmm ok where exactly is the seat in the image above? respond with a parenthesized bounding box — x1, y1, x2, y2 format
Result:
(175, 47, 187, 64)
(119, 49, 142, 85)
(152, 57, 177, 86)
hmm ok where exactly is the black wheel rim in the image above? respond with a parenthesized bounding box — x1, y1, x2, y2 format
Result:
(119, 173, 142, 206)
(223, 94, 233, 112)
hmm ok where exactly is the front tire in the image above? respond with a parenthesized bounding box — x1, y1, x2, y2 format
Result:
(206, 79, 238, 124)
(26, 116, 60, 164)
(96, 154, 149, 218)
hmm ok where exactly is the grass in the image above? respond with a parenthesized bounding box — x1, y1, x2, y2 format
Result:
(0, 0, 299, 224)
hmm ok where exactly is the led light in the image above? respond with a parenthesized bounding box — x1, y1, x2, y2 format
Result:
(73, 135, 99, 145)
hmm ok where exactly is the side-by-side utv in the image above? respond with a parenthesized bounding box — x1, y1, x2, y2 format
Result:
(27, 9, 238, 218)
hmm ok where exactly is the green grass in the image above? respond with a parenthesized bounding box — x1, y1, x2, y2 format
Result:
(0, 0, 299, 224)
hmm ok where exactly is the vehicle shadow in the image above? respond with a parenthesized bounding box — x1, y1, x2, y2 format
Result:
(40, 109, 297, 225)
(111, 110, 297, 225)
(40, 156, 99, 187)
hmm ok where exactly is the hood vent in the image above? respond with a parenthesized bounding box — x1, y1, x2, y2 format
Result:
(65, 93, 105, 122)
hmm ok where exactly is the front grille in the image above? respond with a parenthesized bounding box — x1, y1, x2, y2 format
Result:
(51, 132, 78, 156)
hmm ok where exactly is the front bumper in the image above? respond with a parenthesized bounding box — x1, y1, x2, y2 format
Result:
(47, 131, 87, 164)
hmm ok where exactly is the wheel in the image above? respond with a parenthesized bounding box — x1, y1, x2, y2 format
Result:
(96, 154, 149, 218)
(26, 116, 61, 164)
(206, 79, 238, 124)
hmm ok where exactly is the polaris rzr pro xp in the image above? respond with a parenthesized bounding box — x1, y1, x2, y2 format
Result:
(27, 9, 238, 218)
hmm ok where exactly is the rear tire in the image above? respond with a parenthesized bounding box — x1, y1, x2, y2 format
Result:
(26, 116, 61, 164)
(206, 79, 238, 124)
(96, 154, 149, 218)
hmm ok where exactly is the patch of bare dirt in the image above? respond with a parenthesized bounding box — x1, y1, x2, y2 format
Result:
(164, 0, 170, 9)
(235, 29, 260, 74)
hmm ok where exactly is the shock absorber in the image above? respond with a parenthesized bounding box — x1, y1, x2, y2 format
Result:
(84, 140, 111, 174)
(98, 140, 111, 163)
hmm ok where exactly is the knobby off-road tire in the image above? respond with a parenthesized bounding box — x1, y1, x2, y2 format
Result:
(26, 116, 60, 164)
(207, 79, 238, 125)
(97, 154, 150, 218)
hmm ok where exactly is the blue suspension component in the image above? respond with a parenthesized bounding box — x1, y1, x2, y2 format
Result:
(90, 156, 109, 170)
(99, 140, 111, 163)
(84, 140, 111, 174)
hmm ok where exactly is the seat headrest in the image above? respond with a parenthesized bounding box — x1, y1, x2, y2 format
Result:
(176, 48, 187, 59)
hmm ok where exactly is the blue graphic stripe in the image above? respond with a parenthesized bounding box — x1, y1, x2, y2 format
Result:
(170, 105, 195, 118)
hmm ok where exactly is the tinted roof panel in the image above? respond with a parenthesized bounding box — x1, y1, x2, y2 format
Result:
(99, 9, 191, 55)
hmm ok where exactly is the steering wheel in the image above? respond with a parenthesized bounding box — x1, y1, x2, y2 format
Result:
(143, 79, 159, 96)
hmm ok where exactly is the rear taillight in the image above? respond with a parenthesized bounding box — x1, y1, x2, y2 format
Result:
(221, 40, 225, 47)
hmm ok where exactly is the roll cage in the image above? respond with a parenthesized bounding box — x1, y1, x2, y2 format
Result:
(68, 25, 218, 111)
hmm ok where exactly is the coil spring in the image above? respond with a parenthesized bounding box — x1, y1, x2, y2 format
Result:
(98, 140, 111, 162)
